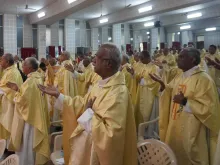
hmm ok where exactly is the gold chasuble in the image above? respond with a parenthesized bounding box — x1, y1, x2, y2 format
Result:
(62, 72, 137, 165)
(135, 62, 160, 126)
(205, 53, 220, 89)
(0, 66, 23, 139)
(159, 66, 220, 165)
(10, 71, 50, 165)
(76, 63, 99, 96)
(54, 60, 78, 164)
(121, 63, 137, 105)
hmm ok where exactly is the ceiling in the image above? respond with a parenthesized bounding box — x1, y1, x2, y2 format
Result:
(0, 0, 56, 15)
(68, 0, 150, 20)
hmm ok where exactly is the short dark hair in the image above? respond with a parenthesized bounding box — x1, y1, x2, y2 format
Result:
(186, 48, 201, 65)
(210, 45, 217, 50)
(141, 50, 151, 59)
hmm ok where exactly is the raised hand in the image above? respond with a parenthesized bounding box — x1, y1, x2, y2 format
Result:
(205, 56, 215, 66)
(38, 84, 60, 98)
(65, 64, 75, 73)
(6, 82, 19, 91)
(149, 73, 165, 91)
(215, 57, 220, 64)
(126, 67, 134, 75)
(153, 61, 163, 69)
(86, 97, 96, 109)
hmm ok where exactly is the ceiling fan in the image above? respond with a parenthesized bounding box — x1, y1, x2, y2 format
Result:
(17, 0, 37, 11)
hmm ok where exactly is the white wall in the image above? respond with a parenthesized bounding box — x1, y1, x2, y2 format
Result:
(204, 32, 220, 49)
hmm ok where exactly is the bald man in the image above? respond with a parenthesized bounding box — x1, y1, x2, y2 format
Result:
(39, 43, 137, 165)
(0, 53, 23, 153)
(150, 48, 220, 165)
(7, 57, 50, 165)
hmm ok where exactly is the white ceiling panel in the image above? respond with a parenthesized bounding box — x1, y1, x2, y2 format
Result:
(68, 0, 150, 20)
(0, 0, 56, 15)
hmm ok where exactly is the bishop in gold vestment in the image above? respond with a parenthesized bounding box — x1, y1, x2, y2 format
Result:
(7, 57, 50, 165)
(152, 48, 220, 165)
(54, 52, 78, 164)
(39, 43, 137, 165)
(0, 54, 23, 141)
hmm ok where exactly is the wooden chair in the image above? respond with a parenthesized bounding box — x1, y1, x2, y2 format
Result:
(0, 154, 19, 165)
(137, 139, 177, 165)
(138, 117, 159, 141)
(0, 140, 6, 159)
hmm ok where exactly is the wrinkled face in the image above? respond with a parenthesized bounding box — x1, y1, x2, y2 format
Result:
(22, 60, 31, 75)
(94, 48, 112, 76)
(0, 55, 9, 69)
(209, 46, 216, 55)
(177, 50, 193, 71)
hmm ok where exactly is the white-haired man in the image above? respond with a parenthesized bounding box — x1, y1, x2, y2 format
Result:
(38, 43, 137, 165)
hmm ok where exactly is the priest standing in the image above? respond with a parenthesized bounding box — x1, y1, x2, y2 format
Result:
(150, 48, 220, 165)
(7, 57, 50, 165)
(0, 53, 23, 149)
(38, 43, 137, 165)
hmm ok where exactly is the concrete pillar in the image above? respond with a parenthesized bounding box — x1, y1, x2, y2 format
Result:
(64, 18, 75, 58)
(51, 22, 59, 46)
(151, 28, 159, 55)
(91, 28, 99, 53)
(113, 24, 122, 52)
(23, 16, 33, 48)
(102, 26, 109, 43)
(37, 25, 46, 60)
(3, 14, 17, 55)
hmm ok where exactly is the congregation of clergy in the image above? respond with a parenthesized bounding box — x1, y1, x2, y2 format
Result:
(1, 42, 220, 165)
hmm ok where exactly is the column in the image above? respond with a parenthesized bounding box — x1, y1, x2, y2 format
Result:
(102, 26, 109, 43)
(151, 28, 159, 55)
(167, 33, 173, 48)
(79, 21, 86, 47)
(64, 18, 75, 58)
(160, 27, 165, 44)
(113, 24, 122, 52)
(37, 25, 46, 60)
(23, 16, 33, 48)
(91, 28, 99, 54)
(174, 33, 180, 42)
(51, 22, 59, 46)
(181, 31, 193, 46)
(124, 24, 130, 46)
(133, 30, 140, 51)
(3, 14, 17, 55)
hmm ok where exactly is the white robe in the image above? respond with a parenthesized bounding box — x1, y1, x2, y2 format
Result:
(16, 123, 35, 165)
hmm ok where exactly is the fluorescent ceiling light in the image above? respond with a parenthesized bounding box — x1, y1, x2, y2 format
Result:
(187, 12, 202, 19)
(144, 22, 154, 27)
(177, 32, 180, 35)
(205, 27, 216, 31)
(180, 25, 191, 30)
(138, 6, 152, 13)
(38, 12, 45, 18)
(146, 31, 150, 34)
(67, 0, 77, 4)
(100, 18, 108, 24)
